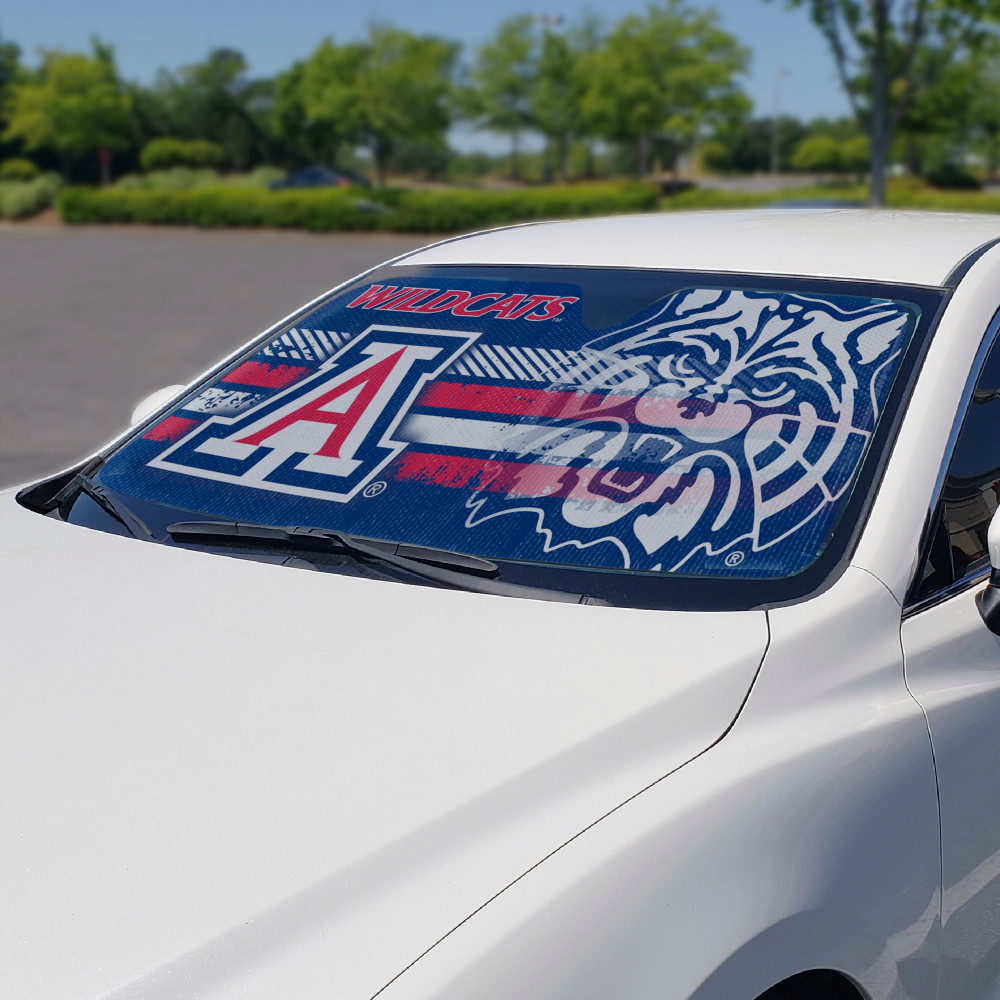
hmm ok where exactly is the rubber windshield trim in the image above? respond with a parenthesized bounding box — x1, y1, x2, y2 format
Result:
(945, 237, 1000, 289)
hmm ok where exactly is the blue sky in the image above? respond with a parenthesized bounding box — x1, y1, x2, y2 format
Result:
(3, 0, 851, 133)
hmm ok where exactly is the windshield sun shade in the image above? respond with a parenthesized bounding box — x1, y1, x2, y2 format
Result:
(91, 265, 932, 605)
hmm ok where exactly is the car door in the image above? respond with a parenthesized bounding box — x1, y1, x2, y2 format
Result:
(902, 323, 1000, 1000)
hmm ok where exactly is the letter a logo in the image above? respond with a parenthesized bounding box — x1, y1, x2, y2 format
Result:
(150, 325, 479, 501)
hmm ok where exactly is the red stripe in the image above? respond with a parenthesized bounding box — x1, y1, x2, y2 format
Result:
(224, 361, 310, 388)
(418, 381, 616, 420)
(143, 416, 200, 443)
(393, 450, 690, 504)
(417, 380, 754, 431)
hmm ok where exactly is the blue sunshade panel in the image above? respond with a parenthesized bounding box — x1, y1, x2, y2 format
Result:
(98, 277, 916, 579)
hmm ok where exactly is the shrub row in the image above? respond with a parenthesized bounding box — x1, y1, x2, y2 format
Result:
(139, 138, 225, 172)
(662, 188, 770, 211)
(662, 180, 1000, 213)
(58, 186, 387, 229)
(0, 173, 62, 219)
(0, 157, 39, 182)
(56, 181, 659, 233)
(114, 165, 285, 193)
(890, 188, 1000, 213)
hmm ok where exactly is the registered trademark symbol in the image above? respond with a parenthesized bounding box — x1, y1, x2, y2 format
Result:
(724, 550, 745, 567)
(362, 480, 387, 498)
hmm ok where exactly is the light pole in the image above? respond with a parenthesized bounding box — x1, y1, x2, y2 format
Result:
(771, 68, 789, 175)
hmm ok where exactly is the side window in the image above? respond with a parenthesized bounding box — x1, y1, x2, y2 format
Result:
(913, 334, 1000, 602)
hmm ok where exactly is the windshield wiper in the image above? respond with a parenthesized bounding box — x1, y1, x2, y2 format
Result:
(167, 520, 498, 573)
(166, 520, 603, 605)
(69, 474, 153, 540)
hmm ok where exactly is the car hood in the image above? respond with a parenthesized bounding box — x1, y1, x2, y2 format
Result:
(0, 492, 768, 1000)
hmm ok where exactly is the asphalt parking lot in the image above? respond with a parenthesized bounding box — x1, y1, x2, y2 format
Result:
(0, 225, 428, 487)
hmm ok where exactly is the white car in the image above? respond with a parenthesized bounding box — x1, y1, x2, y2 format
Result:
(7, 209, 1000, 1000)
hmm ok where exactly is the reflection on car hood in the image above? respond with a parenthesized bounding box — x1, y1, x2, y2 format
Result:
(0, 492, 768, 1000)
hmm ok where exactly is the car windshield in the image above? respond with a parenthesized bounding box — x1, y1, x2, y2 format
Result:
(77, 264, 941, 609)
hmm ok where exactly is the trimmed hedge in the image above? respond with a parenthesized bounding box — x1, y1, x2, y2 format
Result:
(377, 183, 659, 231)
(661, 180, 1000, 214)
(891, 188, 1000, 212)
(57, 181, 659, 233)
(114, 165, 286, 192)
(139, 138, 225, 171)
(0, 173, 62, 219)
(0, 157, 39, 181)
(58, 186, 382, 229)
(662, 188, 770, 211)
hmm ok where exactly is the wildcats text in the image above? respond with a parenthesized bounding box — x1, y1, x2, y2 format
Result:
(346, 285, 579, 322)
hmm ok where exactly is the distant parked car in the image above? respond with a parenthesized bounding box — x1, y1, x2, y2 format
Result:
(768, 198, 866, 208)
(269, 165, 369, 190)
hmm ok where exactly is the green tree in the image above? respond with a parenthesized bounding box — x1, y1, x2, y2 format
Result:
(146, 49, 271, 169)
(840, 133, 871, 171)
(0, 33, 24, 162)
(892, 50, 1000, 179)
(804, 115, 867, 141)
(772, 0, 1000, 206)
(791, 134, 844, 171)
(891, 57, 967, 175)
(698, 138, 732, 171)
(0, 37, 18, 85)
(291, 41, 367, 169)
(139, 137, 225, 171)
(3, 41, 131, 180)
(0, 33, 20, 110)
(711, 115, 808, 173)
(533, 29, 579, 181)
(355, 27, 459, 186)
(964, 60, 1000, 181)
(580, 0, 749, 177)
(270, 55, 350, 167)
(301, 27, 457, 186)
(531, 16, 602, 181)
(466, 15, 538, 179)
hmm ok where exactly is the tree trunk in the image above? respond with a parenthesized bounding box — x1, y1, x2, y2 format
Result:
(98, 149, 112, 187)
(636, 135, 651, 178)
(869, 0, 890, 207)
(374, 137, 390, 188)
(904, 133, 919, 176)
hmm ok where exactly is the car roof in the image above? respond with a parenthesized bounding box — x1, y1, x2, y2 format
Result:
(398, 209, 1000, 287)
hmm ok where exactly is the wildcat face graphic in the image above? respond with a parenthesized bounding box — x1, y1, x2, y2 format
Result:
(459, 288, 911, 574)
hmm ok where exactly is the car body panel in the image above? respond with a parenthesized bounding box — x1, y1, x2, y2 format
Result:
(903, 586, 1000, 1000)
(376, 569, 940, 1000)
(854, 241, 1000, 602)
(0, 493, 766, 1000)
(9, 209, 1000, 1000)
(402, 210, 1000, 286)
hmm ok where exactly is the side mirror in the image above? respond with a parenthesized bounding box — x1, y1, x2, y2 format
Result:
(977, 509, 1000, 634)
(130, 384, 184, 427)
